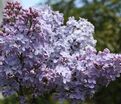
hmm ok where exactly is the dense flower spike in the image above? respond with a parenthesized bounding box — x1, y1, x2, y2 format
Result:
(61, 48, 121, 102)
(0, 2, 121, 104)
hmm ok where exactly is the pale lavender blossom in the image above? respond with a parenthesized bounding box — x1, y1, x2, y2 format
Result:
(0, 2, 121, 104)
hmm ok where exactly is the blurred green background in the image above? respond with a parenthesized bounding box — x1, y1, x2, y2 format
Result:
(0, 0, 121, 104)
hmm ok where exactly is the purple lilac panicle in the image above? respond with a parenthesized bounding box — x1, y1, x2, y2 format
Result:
(0, 2, 121, 104)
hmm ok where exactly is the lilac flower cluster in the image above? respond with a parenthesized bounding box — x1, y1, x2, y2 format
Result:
(0, 2, 121, 104)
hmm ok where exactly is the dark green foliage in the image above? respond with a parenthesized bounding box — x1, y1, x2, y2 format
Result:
(0, 95, 18, 104)
(0, 95, 70, 104)
(94, 77, 121, 104)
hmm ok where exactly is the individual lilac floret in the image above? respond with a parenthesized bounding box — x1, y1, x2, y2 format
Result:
(0, 2, 121, 104)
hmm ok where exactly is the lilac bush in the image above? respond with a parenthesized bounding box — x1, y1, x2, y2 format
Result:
(0, 2, 121, 104)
